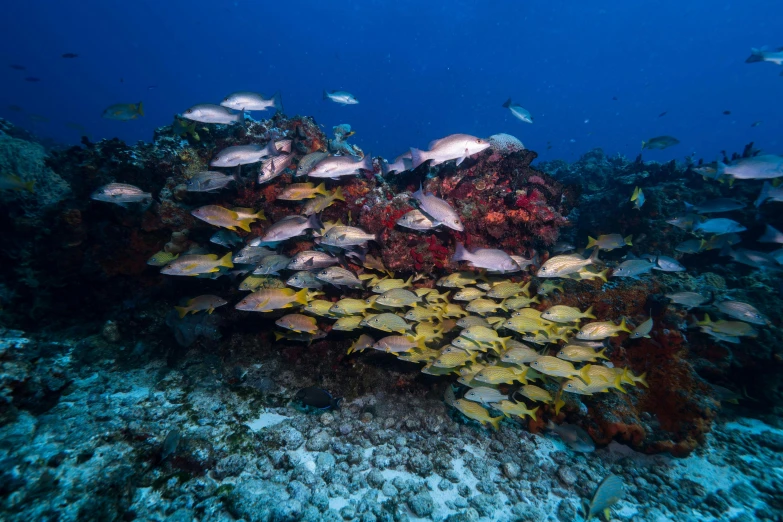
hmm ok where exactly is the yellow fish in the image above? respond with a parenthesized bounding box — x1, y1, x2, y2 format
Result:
(0, 173, 35, 192)
(347, 334, 375, 354)
(277, 182, 329, 201)
(303, 300, 339, 318)
(371, 275, 414, 293)
(440, 303, 468, 318)
(330, 298, 374, 316)
(303, 186, 345, 215)
(191, 205, 262, 231)
(576, 318, 632, 340)
(491, 400, 539, 420)
(174, 294, 227, 318)
(557, 345, 608, 363)
(275, 313, 318, 334)
(147, 251, 179, 266)
(486, 281, 530, 299)
(515, 384, 553, 403)
(437, 271, 484, 288)
(433, 349, 478, 368)
(504, 295, 540, 309)
(452, 399, 503, 430)
(530, 356, 591, 383)
(235, 288, 308, 312)
(453, 287, 486, 301)
(361, 313, 411, 334)
(160, 252, 233, 276)
(500, 345, 540, 364)
(541, 305, 596, 324)
(238, 274, 272, 291)
(404, 305, 443, 322)
(465, 298, 506, 315)
(398, 347, 440, 363)
(474, 365, 528, 385)
(332, 316, 364, 331)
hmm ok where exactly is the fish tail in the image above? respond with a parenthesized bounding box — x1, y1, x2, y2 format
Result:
(333, 186, 345, 202)
(314, 182, 328, 196)
(755, 182, 772, 208)
(619, 317, 632, 333)
(219, 252, 234, 269)
(624, 234, 633, 246)
(715, 157, 727, 180)
(636, 372, 649, 388)
(137, 101, 144, 116)
(255, 209, 266, 221)
(587, 246, 600, 265)
(322, 90, 329, 100)
(410, 148, 428, 169)
(360, 153, 374, 172)
(745, 48, 764, 63)
(499, 336, 511, 350)
(237, 220, 253, 232)
(416, 337, 428, 350)
(488, 415, 503, 431)
(502, 98, 513, 108)
(641, 140, 646, 150)
(583, 305, 596, 320)
(174, 306, 189, 319)
(614, 375, 627, 394)
(683, 201, 694, 212)
(586, 236, 597, 250)
(24, 180, 35, 193)
(579, 365, 592, 385)
(294, 288, 309, 306)
(271, 91, 283, 112)
(452, 243, 469, 262)
(274, 331, 284, 341)
(596, 269, 609, 283)
(596, 347, 609, 360)
(529, 406, 539, 421)
(380, 160, 390, 176)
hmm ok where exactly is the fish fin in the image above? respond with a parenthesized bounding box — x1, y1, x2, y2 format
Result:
(174, 306, 189, 319)
(755, 181, 772, 208)
(219, 252, 234, 269)
(455, 150, 466, 167)
(641, 140, 646, 149)
(596, 347, 609, 360)
(137, 102, 144, 116)
(238, 108, 246, 128)
(360, 153, 374, 172)
(410, 148, 428, 169)
(452, 243, 468, 262)
(579, 365, 592, 385)
(502, 98, 513, 108)
(619, 317, 631, 333)
(614, 375, 627, 394)
(586, 236, 597, 250)
(333, 186, 345, 202)
(274, 331, 285, 341)
(683, 201, 694, 212)
(587, 247, 600, 265)
(499, 336, 511, 350)
(271, 91, 283, 112)
(237, 220, 253, 232)
(624, 234, 633, 246)
(488, 415, 503, 431)
(715, 158, 727, 180)
(637, 372, 649, 388)
(584, 305, 596, 320)
(529, 406, 539, 421)
(322, 90, 329, 100)
(416, 337, 428, 350)
(314, 182, 328, 196)
(294, 289, 309, 306)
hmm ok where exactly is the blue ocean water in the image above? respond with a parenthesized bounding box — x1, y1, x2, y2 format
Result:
(1, 0, 781, 162)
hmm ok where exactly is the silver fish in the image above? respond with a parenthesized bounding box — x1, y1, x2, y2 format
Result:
(323, 90, 358, 105)
(630, 316, 653, 338)
(410, 134, 490, 169)
(746, 47, 783, 65)
(315, 266, 363, 288)
(260, 215, 322, 243)
(210, 230, 243, 248)
(186, 171, 235, 192)
(755, 181, 783, 207)
(396, 209, 437, 231)
(714, 301, 769, 325)
(210, 141, 289, 168)
(715, 155, 783, 181)
(693, 218, 746, 235)
(722, 247, 781, 270)
(684, 198, 745, 214)
(253, 254, 291, 275)
(182, 103, 243, 125)
(666, 291, 709, 309)
(666, 214, 703, 231)
(319, 226, 376, 248)
(307, 154, 373, 179)
(381, 152, 413, 175)
(413, 186, 463, 231)
(90, 183, 152, 206)
(453, 243, 520, 273)
(287, 250, 338, 270)
(502, 98, 533, 124)
(258, 154, 294, 184)
(510, 254, 538, 270)
(759, 224, 783, 244)
(612, 259, 655, 278)
(220, 91, 282, 112)
(537, 249, 600, 278)
(652, 255, 685, 272)
(286, 271, 324, 289)
(463, 387, 507, 406)
(233, 245, 275, 264)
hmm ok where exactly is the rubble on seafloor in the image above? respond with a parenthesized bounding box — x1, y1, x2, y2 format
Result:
(0, 113, 782, 519)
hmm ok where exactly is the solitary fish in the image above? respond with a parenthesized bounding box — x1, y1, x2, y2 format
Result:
(715, 155, 783, 181)
(323, 90, 359, 105)
(174, 295, 227, 318)
(453, 243, 519, 273)
(502, 98, 533, 124)
(641, 136, 679, 150)
(745, 47, 783, 65)
(0, 173, 35, 192)
(630, 317, 654, 338)
(186, 171, 235, 192)
(182, 103, 243, 125)
(754, 181, 783, 207)
(631, 186, 645, 210)
(91, 183, 151, 206)
(585, 474, 625, 520)
(147, 251, 179, 266)
(307, 154, 373, 179)
(413, 186, 464, 231)
(410, 134, 490, 169)
(192, 205, 263, 232)
(102, 102, 144, 121)
(586, 234, 632, 251)
(220, 91, 282, 112)
(684, 198, 745, 214)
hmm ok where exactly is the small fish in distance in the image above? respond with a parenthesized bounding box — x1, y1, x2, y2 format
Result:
(102, 102, 144, 121)
(182, 103, 244, 125)
(502, 98, 533, 124)
(220, 91, 282, 112)
(323, 90, 358, 105)
(91, 183, 151, 206)
(410, 134, 490, 169)
(641, 136, 679, 150)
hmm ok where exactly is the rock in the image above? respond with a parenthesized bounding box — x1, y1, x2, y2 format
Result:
(101, 320, 121, 343)
(408, 492, 435, 517)
(306, 431, 331, 452)
(407, 452, 433, 477)
(214, 454, 248, 478)
(557, 466, 578, 486)
(502, 462, 520, 479)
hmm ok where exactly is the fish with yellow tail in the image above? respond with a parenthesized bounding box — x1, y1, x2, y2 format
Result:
(451, 397, 503, 431)
(277, 182, 329, 201)
(584, 474, 625, 520)
(530, 356, 592, 384)
(541, 305, 596, 324)
(161, 252, 233, 276)
(474, 365, 528, 385)
(586, 234, 633, 251)
(174, 295, 227, 318)
(491, 400, 539, 420)
(537, 248, 600, 278)
(347, 334, 375, 355)
(0, 173, 35, 192)
(576, 318, 632, 340)
(275, 314, 318, 334)
(191, 205, 263, 231)
(235, 288, 309, 313)
(557, 344, 609, 363)
(303, 187, 345, 215)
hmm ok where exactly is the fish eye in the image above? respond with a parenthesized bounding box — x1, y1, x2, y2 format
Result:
(566, 384, 574, 389)
(453, 219, 459, 224)
(476, 139, 481, 143)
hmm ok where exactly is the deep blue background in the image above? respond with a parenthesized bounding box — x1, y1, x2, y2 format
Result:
(1, 0, 781, 163)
